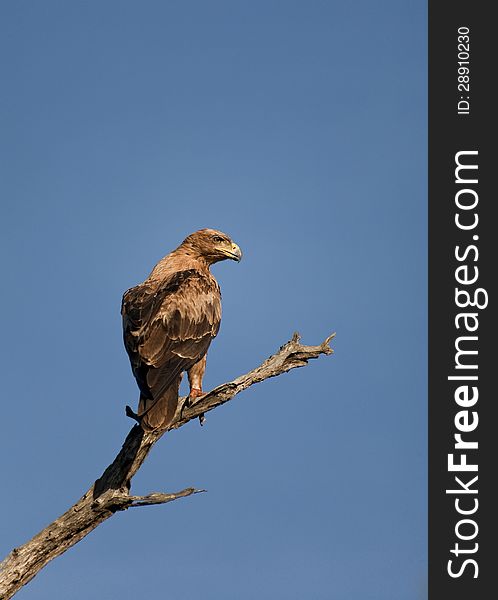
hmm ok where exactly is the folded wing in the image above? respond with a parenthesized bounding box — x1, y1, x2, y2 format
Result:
(122, 269, 221, 421)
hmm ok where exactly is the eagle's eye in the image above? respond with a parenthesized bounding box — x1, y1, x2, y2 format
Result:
(212, 235, 224, 243)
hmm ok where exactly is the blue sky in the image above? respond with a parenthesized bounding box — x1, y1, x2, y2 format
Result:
(0, 1, 427, 598)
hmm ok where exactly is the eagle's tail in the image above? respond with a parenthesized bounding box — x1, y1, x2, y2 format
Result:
(138, 377, 181, 432)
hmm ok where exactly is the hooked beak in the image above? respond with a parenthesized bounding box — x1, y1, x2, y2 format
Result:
(227, 242, 242, 262)
(220, 242, 242, 262)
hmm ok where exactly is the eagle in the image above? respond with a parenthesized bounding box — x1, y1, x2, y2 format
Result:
(121, 229, 242, 431)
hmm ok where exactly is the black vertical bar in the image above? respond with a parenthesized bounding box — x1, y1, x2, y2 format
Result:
(429, 2, 495, 598)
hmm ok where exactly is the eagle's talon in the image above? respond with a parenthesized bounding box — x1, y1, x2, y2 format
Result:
(187, 387, 205, 406)
(188, 387, 204, 400)
(187, 389, 207, 426)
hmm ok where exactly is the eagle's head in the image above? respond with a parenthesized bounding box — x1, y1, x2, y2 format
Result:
(182, 229, 242, 264)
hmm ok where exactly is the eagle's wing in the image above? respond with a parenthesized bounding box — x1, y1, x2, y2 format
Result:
(121, 269, 221, 402)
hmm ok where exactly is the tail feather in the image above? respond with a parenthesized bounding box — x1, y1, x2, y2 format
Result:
(138, 376, 181, 431)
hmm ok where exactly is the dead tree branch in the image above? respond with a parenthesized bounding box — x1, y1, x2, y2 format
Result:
(0, 332, 334, 599)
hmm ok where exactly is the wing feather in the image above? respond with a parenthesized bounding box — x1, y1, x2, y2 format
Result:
(122, 269, 221, 401)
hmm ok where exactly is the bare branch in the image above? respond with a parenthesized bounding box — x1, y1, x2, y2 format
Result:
(173, 331, 335, 427)
(92, 487, 206, 510)
(0, 333, 334, 600)
(127, 489, 207, 508)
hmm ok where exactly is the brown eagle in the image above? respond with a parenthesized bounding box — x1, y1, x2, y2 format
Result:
(121, 229, 242, 431)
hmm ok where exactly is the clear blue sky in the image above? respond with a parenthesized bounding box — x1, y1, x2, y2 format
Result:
(0, 2, 427, 598)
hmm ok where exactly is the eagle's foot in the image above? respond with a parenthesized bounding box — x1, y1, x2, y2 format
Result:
(186, 387, 204, 405)
(186, 388, 206, 426)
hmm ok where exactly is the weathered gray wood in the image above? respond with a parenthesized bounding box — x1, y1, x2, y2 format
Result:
(0, 333, 334, 599)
